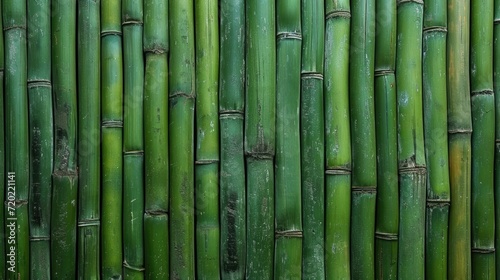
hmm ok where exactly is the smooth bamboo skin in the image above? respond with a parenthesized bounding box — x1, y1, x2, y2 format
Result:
(495, 0, 500, 276)
(447, 0, 472, 277)
(3, 0, 29, 278)
(422, 0, 450, 278)
(396, 2, 426, 279)
(471, 0, 496, 276)
(245, 158, 274, 280)
(350, 0, 376, 277)
(219, 0, 246, 278)
(144, 214, 168, 279)
(0, 4, 5, 276)
(300, 0, 325, 279)
(169, 0, 195, 278)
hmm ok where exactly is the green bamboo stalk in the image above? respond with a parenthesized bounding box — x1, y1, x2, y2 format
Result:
(396, 1, 426, 278)
(447, 0, 472, 277)
(324, 0, 351, 278)
(219, 0, 246, 278)
(275, 0, 302, 278)
(3, 0, 29, 278)
(422, 0, 450, 278)
(143, 0, 168, 278)
(101, 0, 123, 278)
(494, 0, 500, 275)
(300, 0, 325, 278)
(349, 0, 376, 277)
(169, 0, 195, 278)
(245, 1, 275, 279)
(77, 0, 101, 278)
(26, 0, 52, 277)
(374, 0, 398, 278)
(0, 1, 5, 277)
(470, 0, 496, 277)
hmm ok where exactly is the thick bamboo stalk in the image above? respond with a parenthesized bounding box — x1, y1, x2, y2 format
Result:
(245, 1, 276, 279)
(300, 0, 325, 278)
(3, 0, 29, 278)
(349, 0, 376, 277)
(143, 1, 168, 278)
(0, 2, 4, 277)
(447, 0, 472, 277)
(324, 0, 351, 278)
(169, 0, 195, 278)
(470, 0, 496, 277)
(101, 0, 123, 278)
(374, 0, 398, 278)
(27, 0, 52, 277)
(422, 0, 450, 279)
(494, 0, 500, 274)
(219, 0, 246, 278)
(275, 0, 302, 278)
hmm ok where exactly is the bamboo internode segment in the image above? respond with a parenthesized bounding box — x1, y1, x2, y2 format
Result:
(494, 0, 500, 273)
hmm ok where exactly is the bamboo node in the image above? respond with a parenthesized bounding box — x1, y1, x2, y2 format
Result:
(122, 20, 143, 26)
(375, 232, 398, 241)
(448, 128, 472, 134)
(123, 150, 144, 156)
(275, 230, 303, 238)
(3, 24, 26, 31)
(169, 91, 196, 99)
(4, 199, 28, 207)
(398, 166, 426, 174)
(325, 10, 351, 20)
(351, 186, 376, 193)
(494, 19, 500, 24)
(78, 219, 100, 227)
(426, 199, 451, 207)
(374, 69, 394, 77)
(301, 72, 323, 80)
(471, 89, 493, 97)
(102, 120, 124, 128)
(195, 159, 219, 165)
(423, 26, 447, 33)
(123, 261, 145, 271)
(27, 80, 51, 89)
(29, 237, 50, 241)
(276, 32, 302, 41)
(325, 168, 351, 175)
(145, 210, 168, 216)
(471, 247, 495, 254)
(219, 110, 244, 118)
(397, 0, 424, 5)
(101, 30, 122, 37)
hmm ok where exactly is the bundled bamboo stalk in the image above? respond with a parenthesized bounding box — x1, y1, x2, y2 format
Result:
(447, 0, 472, 278)
(169, 0, 196, 278)
(219, 0, 246, 278)
(422, 0, 450, 278)
(324, 0, 351, 278)
(143, 0, 169, 279)
(300, 0, 325, 278)
(77, 0, 101, 277)
(349, 0, 376, 277)
(470, 0, 496, 277)
(494, 0, 500, 273)
(27, 0, 52, 277)
(374, 0, 398, 278)
(0, 2, 4, 277)
(101, 0, 123, 278)
(50, 0, 78, 278)
(245, 1, 275, 279)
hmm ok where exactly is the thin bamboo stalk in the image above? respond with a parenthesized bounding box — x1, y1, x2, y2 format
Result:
(0, 1, 4, 277)
(169, 0, 195, 278)
(245, 1, 276, 278)
(447, 0, 472, 277)
(470, 0, 496, 277)
(494, 0, 500, 274)
(219, 0, 246, 278)
(374, 0, 398, 278)
(300, 0, 325, 278)
(324, 0, 351, 278)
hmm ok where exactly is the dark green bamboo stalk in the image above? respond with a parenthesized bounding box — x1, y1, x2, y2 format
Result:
(422, 0, 450, 279)
(396, 1, 426, 278)
(300, 0, 324, 278)
(374, 0, 398, 278)
(26, 0, 52, 277)
(245, 1, 275, 279)
(324, 0, 351, 278)
(169, 0, 195, 278)
(101, 0, 123, 278)
(494, 0, 500, 275)
(77, 0, 101, 278)
(0, 2, 4, 278)
(470, 0, 496, 277)
(447, 0, 472, 277)
(275, 0, 302, 278)
(219, 0, 246, 278)
(143, 1, 168, 279)
(3, 0, 29, 278)
(349, 0, 376, 277)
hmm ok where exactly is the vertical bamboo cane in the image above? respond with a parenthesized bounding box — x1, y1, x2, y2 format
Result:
(245, 0, 276, 279)
(422, 0, 450, 278)
(300, 0, 325, 278)
(494, 0, 500, 274)
(447, 0, 472, 277)
(0, 1, 4, 277)
(143, 0, 168, 279)
(324, 0, 351, 278)
(27, 0, 52, 277)
(169, 0, 195, 278)
(470, 0, 496, 277)
(219, 0, 246, 278)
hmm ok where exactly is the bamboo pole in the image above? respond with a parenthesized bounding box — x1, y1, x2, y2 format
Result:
(447, 0, 472, 277)
(0, 1, 4, 277)
(324, 0, 351, 278)
(422, 0, 450, 278)
(245, 1, 276, 278)
(143, 0, 169, 279)
(494, 0, 500, 273)
(219, 0, 246, 278)
(300, 0, 325, 278)
(470, 0, 496, 277)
